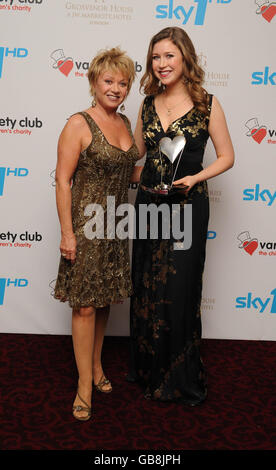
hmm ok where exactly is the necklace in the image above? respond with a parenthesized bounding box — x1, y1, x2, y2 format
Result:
(162, 94, 191, 115)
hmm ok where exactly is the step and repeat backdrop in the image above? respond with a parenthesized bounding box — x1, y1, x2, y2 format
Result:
(0, 0, 275, 340)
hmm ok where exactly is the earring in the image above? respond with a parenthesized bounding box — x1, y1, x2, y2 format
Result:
(91, 98, 96, 107)
(120, 103, 125, 112)
(158, 80, 162, 87)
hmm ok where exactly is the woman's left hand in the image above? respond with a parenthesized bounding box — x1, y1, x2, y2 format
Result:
(173, 174, 198, 193)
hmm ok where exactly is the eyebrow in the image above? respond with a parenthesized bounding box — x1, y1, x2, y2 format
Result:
(152, 50, 175, 55)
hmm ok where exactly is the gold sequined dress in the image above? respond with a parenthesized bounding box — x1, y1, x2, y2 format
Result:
(54, 111, 139, 309)
(128, 95, 213, 405)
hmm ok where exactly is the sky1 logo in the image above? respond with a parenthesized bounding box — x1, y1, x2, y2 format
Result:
(251, 67, 276, 85)
(235, 289, 276, 314)
(0, 278, 28, 306)
(0, 167, 29, 197)
(155, 0, 232, 25)
(243, 184, 276, 206)
(0, 46, 28, 79)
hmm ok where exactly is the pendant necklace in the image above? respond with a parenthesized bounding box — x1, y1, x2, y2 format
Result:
(163, 94, 191, 115)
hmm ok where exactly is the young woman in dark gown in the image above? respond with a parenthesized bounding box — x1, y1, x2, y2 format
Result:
(128, 27, 234, 405)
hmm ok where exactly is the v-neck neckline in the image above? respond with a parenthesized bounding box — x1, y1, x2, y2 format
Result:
(83, 111, 135, 153)
(152, 96, 195, 134)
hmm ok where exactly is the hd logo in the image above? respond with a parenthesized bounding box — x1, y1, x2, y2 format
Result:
(0, 278, 28, 306)
(0, 167, 29, 197)
(0, 46, 28, 79)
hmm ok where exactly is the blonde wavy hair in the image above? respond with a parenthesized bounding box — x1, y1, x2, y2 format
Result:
(88, 47, 135, 97)
(140, 27, 209, 115)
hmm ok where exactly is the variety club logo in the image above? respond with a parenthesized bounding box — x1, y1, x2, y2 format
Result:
(49, 279, 56, 297)
(235, 288, 276, 314)
(50, 169, 56, 187)
(51, 49, 74, 77)
(255, 0, 276, 23)
(237, 231, 276, 257)
(0, 166, 29, 197)
(251, 66, 276, 85)
(0, 231, 42, 248)
(245, 118, 276, 145)
(155, 0, 232, 26)
(0, 116, 43, 136)
(0, 277, 28, 306)
(0, 0, 43, 11)
(243, 184, 276, 206)
(0, 46, 28, 79)
(50, 49, 143, 78)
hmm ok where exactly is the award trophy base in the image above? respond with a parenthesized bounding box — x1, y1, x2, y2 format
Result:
(141, 182, 189, 196)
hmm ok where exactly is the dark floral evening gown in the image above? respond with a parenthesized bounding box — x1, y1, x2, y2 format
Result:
(128, 95, 213, 405)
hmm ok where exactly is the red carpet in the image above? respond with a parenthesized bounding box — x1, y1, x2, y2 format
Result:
(0, 333, 275, 451)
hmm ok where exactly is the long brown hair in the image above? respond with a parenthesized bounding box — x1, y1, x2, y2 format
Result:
(140, 27, 209, 115)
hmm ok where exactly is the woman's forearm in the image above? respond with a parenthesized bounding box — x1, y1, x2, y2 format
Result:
(55, 181, 74, 236)
(130, 165, 143, 183)
(195, 154, 234, 184)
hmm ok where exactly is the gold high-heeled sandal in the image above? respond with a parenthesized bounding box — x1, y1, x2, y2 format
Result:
(72, 391, 92, 421)
(94, 374, 112, 393)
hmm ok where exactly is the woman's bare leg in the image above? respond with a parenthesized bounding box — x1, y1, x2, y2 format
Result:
(72, 306, 95, 418)
(93, 306, 111, 391)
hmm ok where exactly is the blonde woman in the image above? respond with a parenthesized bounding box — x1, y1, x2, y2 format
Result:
(128, 27, 234, 405)
(54, 48, 139, 421)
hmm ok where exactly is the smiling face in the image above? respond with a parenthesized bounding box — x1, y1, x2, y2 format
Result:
(93, 69, 129, 110)
(151, 39, 184, 88)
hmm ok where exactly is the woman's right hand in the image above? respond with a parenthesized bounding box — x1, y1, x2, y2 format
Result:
(60, 233, 77, 263)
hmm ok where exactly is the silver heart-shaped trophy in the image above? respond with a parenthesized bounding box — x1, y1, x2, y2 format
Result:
(160, 135, 186, 163)
(157, 135, 186, 193)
